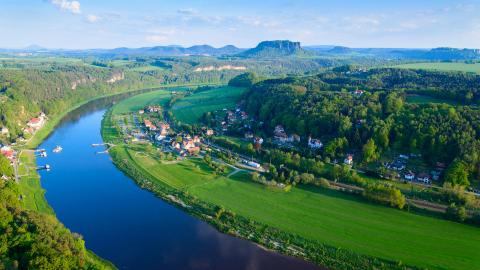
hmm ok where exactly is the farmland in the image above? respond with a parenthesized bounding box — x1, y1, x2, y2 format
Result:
(171, 86, 247, 124)
(395, 62, 480, 74)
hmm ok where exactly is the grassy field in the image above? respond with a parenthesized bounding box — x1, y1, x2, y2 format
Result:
(111, 90, 172, 114)
(406, 94, 460, 105)
(116, 142, 480, 270)
(17, 151, 54, 214)
(395, 62, 480, 74)
(171, 86, 246, 124)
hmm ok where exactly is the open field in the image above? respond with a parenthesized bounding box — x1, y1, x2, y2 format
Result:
(395, 62, 480, 74)
(114, 141, 480, 270)
(171, 86, 246, 124)
(17, 151, 53, 214)
(406, 94, 460, 105)
(112, 90, 172, 114)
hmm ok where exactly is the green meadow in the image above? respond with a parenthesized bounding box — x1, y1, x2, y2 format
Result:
(114, 141, 480, 270)
(171, 86, 247, 124)
(395, 62, 480, 74)
(112, 90, 172, 114)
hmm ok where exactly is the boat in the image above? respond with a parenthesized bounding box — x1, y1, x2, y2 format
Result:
(53, 145, 63, 153)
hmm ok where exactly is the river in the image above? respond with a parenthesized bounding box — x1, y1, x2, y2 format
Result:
(36, 94, 322, 270)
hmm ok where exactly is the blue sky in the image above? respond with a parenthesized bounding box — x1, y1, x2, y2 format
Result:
(1, 0, 479, 49)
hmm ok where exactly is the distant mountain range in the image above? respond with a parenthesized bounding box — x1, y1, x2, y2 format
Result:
(2, 41, 479, 61)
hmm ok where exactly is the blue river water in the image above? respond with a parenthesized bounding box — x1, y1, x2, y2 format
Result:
(36, 96, 322, 270)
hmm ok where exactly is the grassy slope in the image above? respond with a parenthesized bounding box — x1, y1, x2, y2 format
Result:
(111, 90, 172, 114)
(17, 151, 54, 214)
(171, 86, 246, 124)
(395, 62, 480, 74)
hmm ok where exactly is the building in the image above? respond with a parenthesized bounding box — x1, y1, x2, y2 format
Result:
(344, 155, 353, 165)
(0, 127, 9, 135)
(206, 129, 214, 136)
(353, 89, 364, 96)
(244, 132, 254, 139)
(247, 161, 261, 169)
(144, 119, 157, 131)
(273, 125, 289, 142)
(27, 115, 45, 130)
(404, 171, 415, 181)
(0, 146, 14, 161)
(308, 137, 323, 149)
(416, 173, 431, 184)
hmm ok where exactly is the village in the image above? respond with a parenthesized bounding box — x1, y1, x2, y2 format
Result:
(0, 112, 56, 180)
(109, 100, 448, 192)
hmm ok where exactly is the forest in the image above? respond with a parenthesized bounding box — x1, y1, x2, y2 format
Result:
(243, 68, 480, 187)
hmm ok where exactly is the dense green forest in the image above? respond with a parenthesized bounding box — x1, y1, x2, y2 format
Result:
(244, 68, 480, 186)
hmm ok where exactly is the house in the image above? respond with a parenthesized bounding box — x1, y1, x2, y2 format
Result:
(291, 134, 301, 143)
(0, 146, 14, 161)
(244, 132, 254, 139)
(273, 125, 288, 142)
(404, 171, 415, 181)
(344, 155, 353, 165)
(155, 133, 166, 141)
(144, 119, 157, 131)
(0, 127, 9, 135)
(308, 137, 323, 149)
(353, 89, 364, 96)
(247, 161, 261, 169)
(193, 136, 201, 144)
(416, 173, 431, 184)
(240, 111, 248, 120)
(390, 161, 406, 171)
(182, 140, 196, 150)
(146, 106, 161, 113)
(27, 116, 45, 130)
(206, 129, 214, 136)
(138, 110, 145, 115)
(253, 137, 264, 145)
(187, 147, 200, 155)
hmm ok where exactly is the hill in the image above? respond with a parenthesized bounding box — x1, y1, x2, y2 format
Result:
(239, 40, 311, 58)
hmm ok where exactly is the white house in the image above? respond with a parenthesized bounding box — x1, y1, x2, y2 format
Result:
(404, 171, 415, 181)
(344, 155, 353, 165)
(308, 137, 323, 149)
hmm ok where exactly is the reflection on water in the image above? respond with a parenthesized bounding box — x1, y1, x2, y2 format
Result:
(37, 90, 324, 270)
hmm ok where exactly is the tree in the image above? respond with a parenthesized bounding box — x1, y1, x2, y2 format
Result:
(0, 155, 13, 177)
(362, 139, 379, 163)
(444, 159, 470, 186)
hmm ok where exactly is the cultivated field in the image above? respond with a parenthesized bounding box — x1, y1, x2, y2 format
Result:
(171, 86, 246, 124)
(395, 62, 480, 74)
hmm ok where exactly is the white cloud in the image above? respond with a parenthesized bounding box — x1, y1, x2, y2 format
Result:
(48, 0, 81, 14)
(86, 14, 100, 23)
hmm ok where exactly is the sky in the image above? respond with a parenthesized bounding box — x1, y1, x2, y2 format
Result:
(1, 0, 479, 49)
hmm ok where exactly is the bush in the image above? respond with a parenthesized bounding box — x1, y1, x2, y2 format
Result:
(363, 184, 406, 209)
